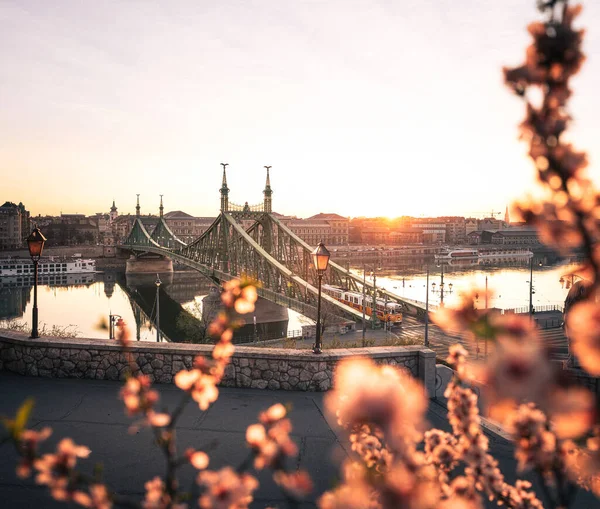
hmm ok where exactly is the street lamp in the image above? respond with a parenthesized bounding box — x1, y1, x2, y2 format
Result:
(108, 313, 122, 340)
(431, 262, 453, 306)
(312, 241, 331, 354)
(27, 226, 47, 339)
(370, 267, 383, 330)
(560, 273, 584, 290)
(155, 275, 161, 342)
(527, 258, 543, 316)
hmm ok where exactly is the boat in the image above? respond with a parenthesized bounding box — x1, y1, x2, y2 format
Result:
(435, 248, 533, 264)
(0, 256, 97, 278)
(477, 248, 533, 260)
(434, 248, 478, 261)
(0, 272, 96, 288)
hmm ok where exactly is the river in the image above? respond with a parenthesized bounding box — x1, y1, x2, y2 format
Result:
(0, 256, 581, 342)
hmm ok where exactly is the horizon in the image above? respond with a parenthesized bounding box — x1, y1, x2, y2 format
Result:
(2, 1, 600, 218)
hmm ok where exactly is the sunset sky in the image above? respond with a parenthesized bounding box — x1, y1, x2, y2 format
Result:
(2, 0, 599, 219)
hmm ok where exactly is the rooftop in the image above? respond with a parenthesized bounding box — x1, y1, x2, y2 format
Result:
(164, 210, 195, 219)
(307, 213, 348, 220)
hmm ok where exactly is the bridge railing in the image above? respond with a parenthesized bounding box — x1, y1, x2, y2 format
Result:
(234, 329, 304, 344)
(501, 304, 564, 314)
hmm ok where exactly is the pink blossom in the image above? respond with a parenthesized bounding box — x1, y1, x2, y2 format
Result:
(197, 467, 258, 509)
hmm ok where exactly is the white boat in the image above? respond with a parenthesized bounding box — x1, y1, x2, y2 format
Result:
(434, 248, 478, 261)
(477, 248, 533, 260)
(0, 272, 96, 288)
(0, 256, 96, 277)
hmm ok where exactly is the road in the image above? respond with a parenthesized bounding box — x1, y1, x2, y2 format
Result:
(274, 315, 569, 363)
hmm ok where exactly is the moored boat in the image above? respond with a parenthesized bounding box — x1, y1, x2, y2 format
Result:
(0, 256, 96, 277)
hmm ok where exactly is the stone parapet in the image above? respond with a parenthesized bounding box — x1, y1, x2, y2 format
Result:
(0, 331, 435, 395)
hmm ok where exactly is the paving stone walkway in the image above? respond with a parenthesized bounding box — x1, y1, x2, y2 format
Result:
(0, 372, 596, 508)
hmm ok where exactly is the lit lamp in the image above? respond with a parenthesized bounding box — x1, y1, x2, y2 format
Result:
(312, 241, 331, 354)
(27, 226, 47, 339)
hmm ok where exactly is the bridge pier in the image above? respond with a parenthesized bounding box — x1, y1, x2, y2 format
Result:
(125, 255, 173, 275)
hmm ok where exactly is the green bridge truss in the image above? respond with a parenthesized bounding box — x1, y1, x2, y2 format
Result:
(122, 213, 428, 323)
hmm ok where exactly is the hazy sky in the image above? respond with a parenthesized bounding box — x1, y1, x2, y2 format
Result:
(1, 0, 599, 219)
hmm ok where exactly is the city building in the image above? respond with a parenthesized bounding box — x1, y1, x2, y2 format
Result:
(163, 211, 215, 244)
(109, 200, 118, 222)
(43, 214, 99, 246)
(444, 217, 466, 244)
(388, 227, 424, 245)
(465, 218, 479, 236)
(467, 227, 539, 246)
(490, 228, 540, 245)
(277, 213, 349, 246)
(360, 226, 389, 245)
(0, 202, 30, 250)
(411, 222, 446, 244)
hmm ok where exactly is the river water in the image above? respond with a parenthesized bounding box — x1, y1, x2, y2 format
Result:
(0, 256, 581, 342)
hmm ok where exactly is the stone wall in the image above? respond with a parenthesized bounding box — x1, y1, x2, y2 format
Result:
(0, 331, 436, 395)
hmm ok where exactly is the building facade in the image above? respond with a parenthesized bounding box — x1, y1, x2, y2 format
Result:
(445, 217, 466, 244)
(468, 228, 539, 246)
(163, 211, 215, 244)
(0, 202, 30, 250)
(411, 222, 446, 244)
(279, 213, 349, 246)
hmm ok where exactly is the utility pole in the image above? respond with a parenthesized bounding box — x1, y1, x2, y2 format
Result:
(439, 262, 445, 307)
(384, 293, 389, 337)
(529, 256, 534, 316)
(362, 264, 366, 345)
(485, 276, 488, 308)
(371, 268, 377, 330)
(424, 266, 429, 347)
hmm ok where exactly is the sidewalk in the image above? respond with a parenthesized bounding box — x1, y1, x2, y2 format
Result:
(0, 373, 596, 508)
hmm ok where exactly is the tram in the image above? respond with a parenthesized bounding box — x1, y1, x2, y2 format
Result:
(323, 284, 403, 326)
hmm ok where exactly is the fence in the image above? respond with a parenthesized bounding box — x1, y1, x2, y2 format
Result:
(535, 318, 564, 329)
(501, 304, 564, 315)
(234, 329, 303, 344)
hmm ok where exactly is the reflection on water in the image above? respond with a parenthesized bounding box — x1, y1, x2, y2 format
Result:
(0, 270, 301, 343)
(0, 257, 580, 341)
(352, 255, 581, 311)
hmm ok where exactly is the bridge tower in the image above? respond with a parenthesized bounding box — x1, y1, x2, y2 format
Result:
(159, 194, 164, 218)
(136, 194, 140, 218)
(220, 163, 229, 212)
(263, 166, 272, 213)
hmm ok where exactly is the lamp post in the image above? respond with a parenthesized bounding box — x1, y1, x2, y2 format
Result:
(27, 226, 47, 339)
(108, 313, 122, 340)
(560, 273, 584, 289)
(431, 263, 452, 306)
(424, 266, 430, 347)
(527, 258, 543, 316)
(312, 242, 331, 354)
(155, 275, 161, 342)
(529, 256, 534, 316)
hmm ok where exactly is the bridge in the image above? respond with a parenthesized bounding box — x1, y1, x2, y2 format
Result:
(121, 165, 428, 323)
